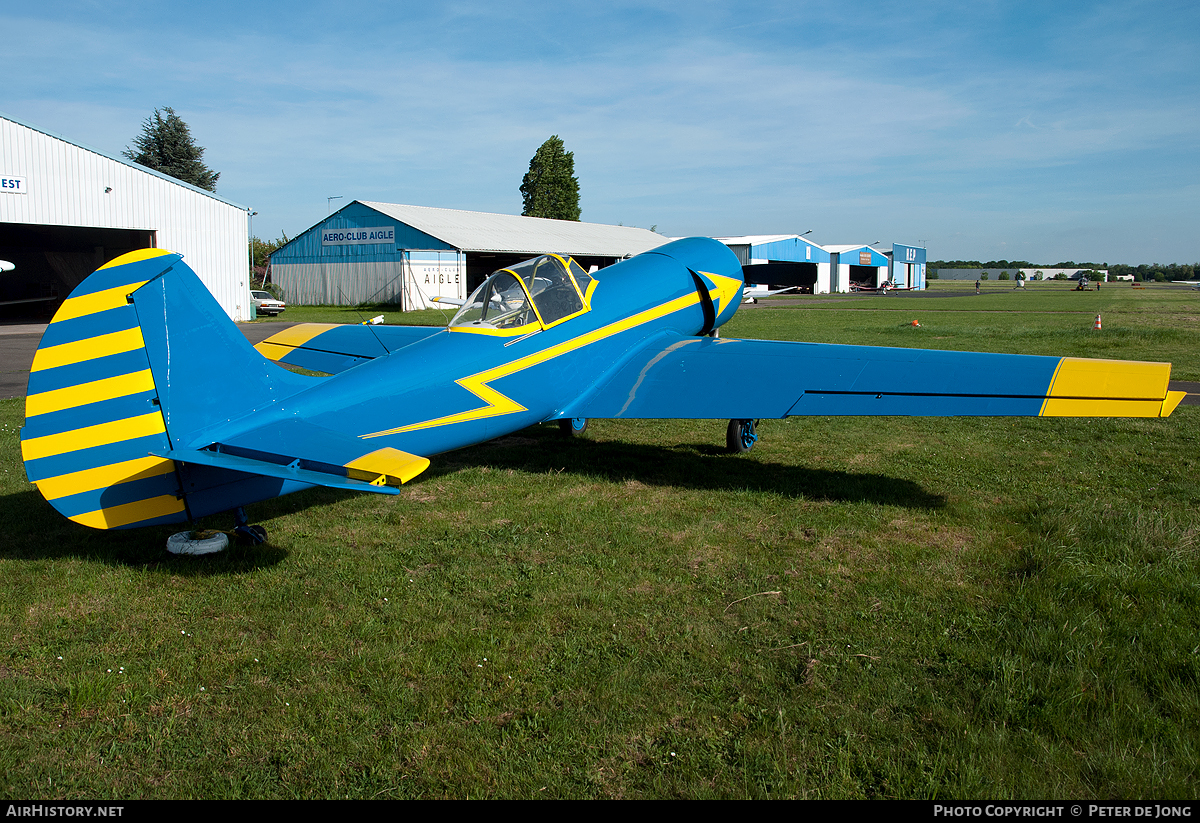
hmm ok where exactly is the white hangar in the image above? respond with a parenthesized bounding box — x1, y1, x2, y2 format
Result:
(0, 112, 251, 321)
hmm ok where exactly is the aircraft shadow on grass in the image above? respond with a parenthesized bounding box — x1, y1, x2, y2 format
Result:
(1, 426, 941, 567)
(424, 428, 946, 510)
(0, 486, 291, 573)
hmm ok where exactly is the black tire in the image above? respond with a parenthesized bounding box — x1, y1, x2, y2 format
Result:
(558, 418, 589, 436)
(726, 419, 757, 453)
(235, 524, 268, 546)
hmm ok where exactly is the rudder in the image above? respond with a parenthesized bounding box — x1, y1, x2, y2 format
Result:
(22, 250, 187, 529)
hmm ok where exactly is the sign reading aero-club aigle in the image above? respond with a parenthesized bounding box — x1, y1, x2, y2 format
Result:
(322, 227, 396, 246)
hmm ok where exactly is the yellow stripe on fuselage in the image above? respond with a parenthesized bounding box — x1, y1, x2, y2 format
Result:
(33, 456, 175, 501)
(20, 411, 167, 462)
(30, 327, 146, 372)
(364, 290, 702, 437)
(26, 369, 156, 417)
(69, 494, 185, 530)
(51, 282, 148, 323)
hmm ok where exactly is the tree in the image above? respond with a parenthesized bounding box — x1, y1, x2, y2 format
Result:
(123, 107, 220, 192)
(520, 135, 580, 221)
(250, 233, 289, 271)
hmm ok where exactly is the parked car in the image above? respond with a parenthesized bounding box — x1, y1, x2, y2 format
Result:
(251, 290, 286, 316)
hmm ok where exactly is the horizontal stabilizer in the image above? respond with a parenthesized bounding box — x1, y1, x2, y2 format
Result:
(163, 418, 432, 510)
(154, 447, 430, 496)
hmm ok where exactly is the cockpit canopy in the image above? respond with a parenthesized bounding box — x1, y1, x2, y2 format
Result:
(450, 254, 595, 333)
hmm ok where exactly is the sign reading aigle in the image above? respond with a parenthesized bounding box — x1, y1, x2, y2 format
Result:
(322, 226, 395, 246)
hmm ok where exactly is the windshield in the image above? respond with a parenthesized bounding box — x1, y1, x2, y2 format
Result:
(450, 271, 536, 330)
(450, 254, 590, 331)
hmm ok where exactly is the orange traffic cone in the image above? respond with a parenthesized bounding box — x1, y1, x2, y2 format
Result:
(911, 319, 920, 327)
(1093, 314, 1102, 330)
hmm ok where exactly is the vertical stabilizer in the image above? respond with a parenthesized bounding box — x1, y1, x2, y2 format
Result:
(20, 250, 320, 529)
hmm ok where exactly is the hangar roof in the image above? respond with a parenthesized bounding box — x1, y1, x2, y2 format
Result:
(715, 234, 819, 247)
(360, 201, 666, 257)
(823, 244, 877, 253)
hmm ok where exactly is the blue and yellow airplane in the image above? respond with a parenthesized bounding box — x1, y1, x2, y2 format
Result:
(19, 237, 1185, 537)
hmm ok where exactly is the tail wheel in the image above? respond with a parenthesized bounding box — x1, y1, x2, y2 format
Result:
(167, 530, 230, 555)
(726, 419, 758, 453)
(558, 418, 589, 436)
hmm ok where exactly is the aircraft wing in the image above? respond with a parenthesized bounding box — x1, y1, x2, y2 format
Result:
(256, 324, 445, 374)
(560, 334, 1185, 420)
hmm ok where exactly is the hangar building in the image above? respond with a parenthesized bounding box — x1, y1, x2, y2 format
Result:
(271, 201, 667, 309)
(718, 236, 925, 293)
(889, 244, 927, 290)
(0, 112, 251, 321)
(716, 234, 830, 294)
(823, 244, 891, 292)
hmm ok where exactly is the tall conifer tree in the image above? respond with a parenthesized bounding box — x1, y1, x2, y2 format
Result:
(123, 107, 220, 192)
(520, 135, 580, 221)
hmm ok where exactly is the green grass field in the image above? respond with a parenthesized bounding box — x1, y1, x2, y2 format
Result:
(2, 282, 1197, 798)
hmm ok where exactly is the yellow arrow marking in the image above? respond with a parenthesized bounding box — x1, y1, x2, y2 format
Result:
(700, 270, 743, 316)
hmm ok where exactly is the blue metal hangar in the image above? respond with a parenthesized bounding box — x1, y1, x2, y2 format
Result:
(0, 112, 251, 321)
(717, 235, 926, 293)
(271, 202, 667, 310)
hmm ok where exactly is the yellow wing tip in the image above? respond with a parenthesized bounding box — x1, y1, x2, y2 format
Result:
(1161, 390, 1187, 418)
(258, 323, 341, 352)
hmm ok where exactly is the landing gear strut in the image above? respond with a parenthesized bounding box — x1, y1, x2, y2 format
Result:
(727, 419, 758, 453)
(233, 507, 268, 546)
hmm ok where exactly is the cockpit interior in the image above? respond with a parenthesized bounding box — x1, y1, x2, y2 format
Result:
(450, 254, 595, 333)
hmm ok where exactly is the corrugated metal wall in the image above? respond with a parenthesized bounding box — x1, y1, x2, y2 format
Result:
(750, 238, 829, 263)
(274, 259, 408, 305)
(274, 252, 466, 307)
(1, 115, 250, 320)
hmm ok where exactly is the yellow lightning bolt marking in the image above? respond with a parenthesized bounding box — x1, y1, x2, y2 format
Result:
(361, 277, 733, 438)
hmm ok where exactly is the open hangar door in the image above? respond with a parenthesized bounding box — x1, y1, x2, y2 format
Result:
(466, 251, 621, 293)
(0, 223, 154, 320)
(743, 261, 818, 294)
(849, 264, 878, 287)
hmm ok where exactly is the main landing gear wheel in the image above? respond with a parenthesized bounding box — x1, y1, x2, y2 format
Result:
(727, 419, 759, 453)
(236, 524, 268, 546)
(558, 417, 589, 436)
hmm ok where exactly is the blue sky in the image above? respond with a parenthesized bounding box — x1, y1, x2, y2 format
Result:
(5, 0, 1197, 264)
